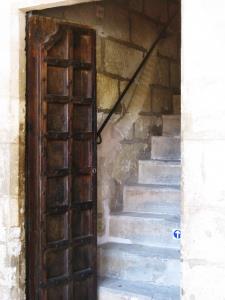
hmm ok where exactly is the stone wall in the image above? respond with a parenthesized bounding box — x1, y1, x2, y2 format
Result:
(2, 0, 225, 299)
(41, 0, 181, 239)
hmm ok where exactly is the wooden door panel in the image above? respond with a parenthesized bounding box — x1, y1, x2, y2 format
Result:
(26, 14, 97, 300)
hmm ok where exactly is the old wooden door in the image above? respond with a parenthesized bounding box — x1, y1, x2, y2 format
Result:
(26, 14, 97, 300)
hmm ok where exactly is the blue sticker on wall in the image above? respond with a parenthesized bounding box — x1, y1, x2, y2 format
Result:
(173, 229, 181, 239)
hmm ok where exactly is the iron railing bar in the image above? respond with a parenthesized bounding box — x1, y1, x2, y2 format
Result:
(97, 10, 178, 144)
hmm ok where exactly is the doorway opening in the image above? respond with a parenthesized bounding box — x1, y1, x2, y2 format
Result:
(26, 0, 181, 299)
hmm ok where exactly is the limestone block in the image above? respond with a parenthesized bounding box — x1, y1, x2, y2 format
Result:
(119, 78, 151, 113)
(168, 2, 181, 34)
(134, 116, 151, 139)
(151, 136, 181, 160)
(151, 86, 172, 113)
(182, 260, 225, 300)
(158, 34, 178, 59)
(183, 206, 225, 264)
(104, 39, 143, 79)
(156, 57, 170, 87)
(41, 6, 65, 18)
(163, 115, 181, 136)
(0, 196, 11, 229)
(131, 13, 158, 50)
(99, 277, 179, 300)
(0, 97, 19, 144)
(112, 142, 148, 184)
(96, 35, 102, 71)
(97, 73, 119, 109)
(63, 2, 99, 27)
(109, 212, 180, 248)
(139, 160, 181, 185)
(129, 0, 143, 12)
(97, 213, 105, 236)
(103, 2, 129, 41)
(123, 184, 180, 215)
(134, 115, 161, 139)
(170, 61, 180, 88)
(144, 0, 168, 23)
(99, 242, 180, 286)
(173, 95, 181, 114)
(0, 50, 11, 98)
(0, 144, 10, 196)
(9, 144, 19, 197)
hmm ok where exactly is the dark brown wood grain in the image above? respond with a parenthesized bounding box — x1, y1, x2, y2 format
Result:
(26, 13, 97, 300)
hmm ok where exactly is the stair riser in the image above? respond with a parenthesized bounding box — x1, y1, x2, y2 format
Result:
(109, 216, 180, 249)
(139, 162, 181, 185)
(123, 186, 180, 214)
(163, 116, 180, 136)
(151, 137, 180, 160)
(99, 249, 180, 286)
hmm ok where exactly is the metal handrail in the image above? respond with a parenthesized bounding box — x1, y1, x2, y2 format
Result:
(97, 10, 178, 145)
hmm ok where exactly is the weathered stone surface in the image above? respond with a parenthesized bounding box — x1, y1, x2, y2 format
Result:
(139, 160, 181, 185)
(63, 2, 99, 27)
(134, 115, 162, 139)
(9, 144, 19, 197)
(151, 86, 172, 113)
(170, 61, 180, 88)
(123, 184, 180, 215)
(163, 115, 181, 136)
(120, 75, 151, 113)
(40, 6, 65, 18)
(0, 144, 10, 196)
(173, 95, 181, 114)
(144, 0, 168, 23)
(99, 243, 180, 286)
(96, 35, 102, 71)
(103, 3, 130, 41)
(131, 13, 158, 49)
(134, 116, 151, 139)
(104, 39, 143, 78)
(109, 212, 180, 248)
(129, 0, 143, 12)
(156, 57, 170, 87)
(151, 136, 181, 160)
(97, 73, 119, 109)
(158, 34, 178, 59)
(112, 142, 148, 184)
(99, 277, 180, 300)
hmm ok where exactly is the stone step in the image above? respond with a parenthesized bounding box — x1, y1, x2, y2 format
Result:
(162, 115, 180, 136)
(99, 277, 180, 300)
(109, 212, 180, 249)
(151, 136, 180, 160)
(173, 95, 181, 114)
(123, 184, 180, 215)
(99, 243, 180, 287)
(138, 160, 181, 186)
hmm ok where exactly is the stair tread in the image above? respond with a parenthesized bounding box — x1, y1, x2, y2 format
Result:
(125, 183, 180, 190)
(162, 114, 181, 118)
(139, 159, 181, 166)
(111, 211, 180, 222)
(100, 242, 180, 260)
(99, 277, 180, 299)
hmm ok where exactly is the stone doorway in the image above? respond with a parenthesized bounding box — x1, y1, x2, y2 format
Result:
(36, 1, 181, 298)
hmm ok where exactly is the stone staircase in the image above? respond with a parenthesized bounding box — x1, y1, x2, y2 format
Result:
(98, 95, 181, 299)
